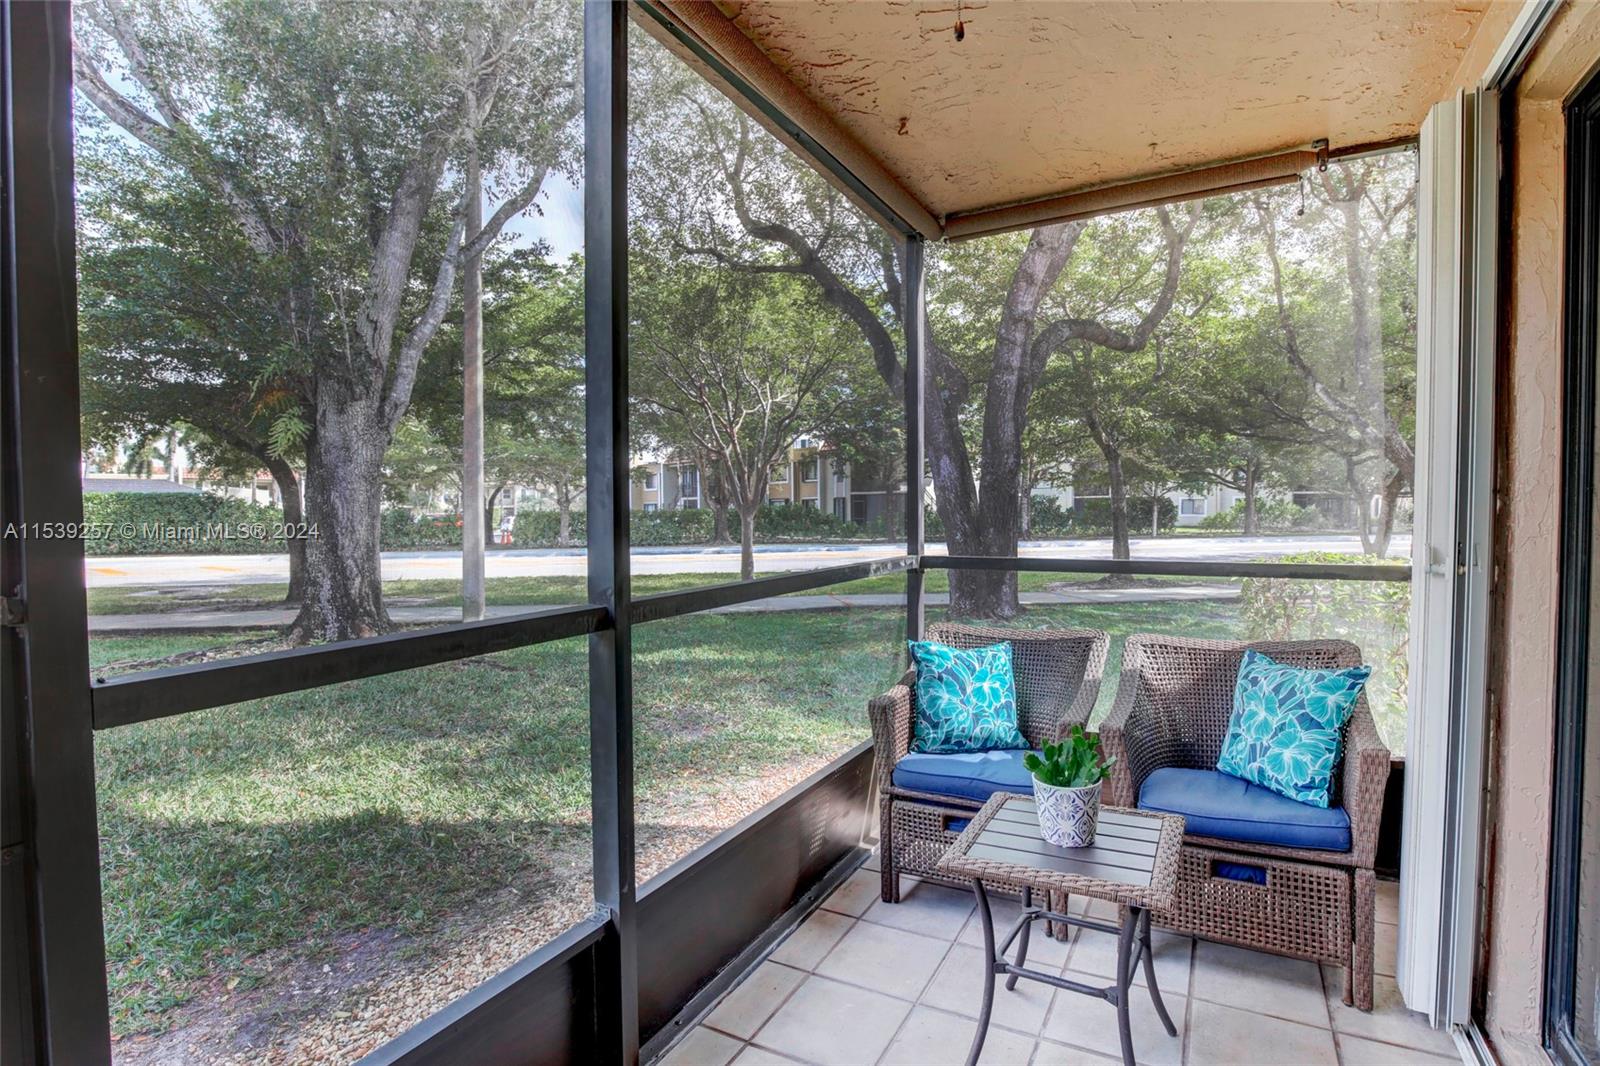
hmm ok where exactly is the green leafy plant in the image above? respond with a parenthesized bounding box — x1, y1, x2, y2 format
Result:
(1023, 726, 1116, 788)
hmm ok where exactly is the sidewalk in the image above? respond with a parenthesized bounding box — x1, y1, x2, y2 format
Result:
(88, 584, 1240, 632)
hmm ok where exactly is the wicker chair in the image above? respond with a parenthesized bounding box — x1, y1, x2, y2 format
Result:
(1099, 634, 1390, 1011)
(869, 622, 1110, 903)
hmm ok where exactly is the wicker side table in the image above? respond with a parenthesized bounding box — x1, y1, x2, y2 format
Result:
(937, 793, 1185, 1066)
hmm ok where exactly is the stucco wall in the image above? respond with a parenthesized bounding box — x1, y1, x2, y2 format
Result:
(1478, 3, 1600, 1061)
(1483, 89, 1564, 1066)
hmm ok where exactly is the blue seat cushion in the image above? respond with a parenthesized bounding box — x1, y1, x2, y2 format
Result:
(892, 748, 1035, 805)
(1138, 767, 1352, 852)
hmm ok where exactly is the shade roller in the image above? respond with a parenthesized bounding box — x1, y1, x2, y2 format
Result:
(942, 151, 1319, 240)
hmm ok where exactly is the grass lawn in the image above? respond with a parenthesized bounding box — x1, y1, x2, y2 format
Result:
(85, 567, 1150, 616)
(92, 605, 910, 1040)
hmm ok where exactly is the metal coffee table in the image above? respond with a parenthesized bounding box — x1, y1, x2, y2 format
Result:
(936, 792, 1185, 1066)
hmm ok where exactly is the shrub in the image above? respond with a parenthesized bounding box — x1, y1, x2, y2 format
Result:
(1025, 495, 1077, 538)
(82, 492, 288, 555)
(1071, 496, 1177, 534)
(1196, 499, 1327, 532)
(1238, 551, 1410, 751)
(380, 509, 468, 549)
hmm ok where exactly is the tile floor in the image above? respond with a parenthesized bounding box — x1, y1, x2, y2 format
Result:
(659, 853, 1458, 1066)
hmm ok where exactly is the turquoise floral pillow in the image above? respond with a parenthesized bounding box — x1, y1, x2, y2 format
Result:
(1217, 649, 1372, 808)
(907, 640, 1028, 754)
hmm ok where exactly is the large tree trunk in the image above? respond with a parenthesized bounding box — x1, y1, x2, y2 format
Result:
(1106, 451, 1132, 561)
(263, 456, 306, 604)
(291, 404, 391, 642)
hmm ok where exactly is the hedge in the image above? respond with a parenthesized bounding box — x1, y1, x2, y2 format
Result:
(82, 492, 291, 555)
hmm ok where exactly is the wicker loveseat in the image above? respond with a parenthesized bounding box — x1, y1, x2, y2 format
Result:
(869, 622, 1109, 903)
(1099, 634, 1390, 1011)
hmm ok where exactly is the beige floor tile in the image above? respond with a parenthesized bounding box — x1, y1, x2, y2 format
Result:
(661, 1026, 743, 1066)
(732, 1046, 803, 1066)
(862, 879, 977, 941)
(1030, 1038, 1121, 1064)
(921, 943, 1057, 1035)
(958, 896, 1074, 970)
(771, 909, 853, 971)
(1040, 983, 1186, 1066)
(880, 1005, 1037, 1065)
(1336, 1033, 1459, 1064)
(862, 850, 881, 873)
(824, 869, 884, 918)
(1191, 940, 1330, 1027)
(705, 962, 807, 1040)
(815, 918, 951, 1001)
(1187, 999, 1337, 1065)
(1322, 972, 1457, 1057)
(1376, 880, 1399, 925)
(1375, 926, 1397, 978)
(1064, 927, 1191, 995)
(753, 974, 911, 1065)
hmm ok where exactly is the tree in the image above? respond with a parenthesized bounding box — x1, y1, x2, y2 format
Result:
(634, 58, 1196, 616)
(1253, 155, 1417, 555)
(76, 138, 312, 599)
(405, 255, 587, 548)
(632, 262, 856, 580)
(74, 0, 579, 640)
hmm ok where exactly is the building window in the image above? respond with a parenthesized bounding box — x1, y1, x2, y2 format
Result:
(643, 502, 658, 513)
(643, 469, 657, 490)
(801, 458, 819, 482)
(833, 460, 848, 486)
(801, 497, 818, 509)
(679, 465, 698, 498)
(769, 462, 789, 484)
(768, 497, 789, 507)
(1180, 498, 1205, 516)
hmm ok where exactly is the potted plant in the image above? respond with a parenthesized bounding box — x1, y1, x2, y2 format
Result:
(1023, 726, 1116, 848)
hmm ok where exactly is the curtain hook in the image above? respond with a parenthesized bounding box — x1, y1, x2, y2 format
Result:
(1314, 138, 1330, 173)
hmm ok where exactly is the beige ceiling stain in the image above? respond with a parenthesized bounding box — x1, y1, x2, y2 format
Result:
(716, 0, 1494, 217)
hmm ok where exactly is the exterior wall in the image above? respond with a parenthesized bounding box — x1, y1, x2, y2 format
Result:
(1476, 5, 1600, 1061)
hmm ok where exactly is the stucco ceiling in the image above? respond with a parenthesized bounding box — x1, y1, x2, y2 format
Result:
(650, 0, 1500, 235)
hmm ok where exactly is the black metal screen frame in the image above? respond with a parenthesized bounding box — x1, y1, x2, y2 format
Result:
(0, 3, 1416, 1063)
(1544, 65, 1599, 1066)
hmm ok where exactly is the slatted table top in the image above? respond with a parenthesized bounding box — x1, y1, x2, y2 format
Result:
(936, 793, 1185, 911)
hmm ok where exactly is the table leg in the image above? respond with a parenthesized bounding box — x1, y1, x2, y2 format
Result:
(1115, 906, 1138, 1066)
(1139, 907, 1177, 1036)
(1005, 885, 1032, 991)
(965, 879, 996, 1066)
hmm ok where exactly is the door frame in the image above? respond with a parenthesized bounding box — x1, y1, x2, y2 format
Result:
(1545, 63, 1600, 1066)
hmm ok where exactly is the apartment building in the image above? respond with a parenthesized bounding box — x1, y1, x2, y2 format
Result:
(630, 438, 901, 525)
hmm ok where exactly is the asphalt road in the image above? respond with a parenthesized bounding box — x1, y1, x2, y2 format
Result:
(84, 534, 1409, 589)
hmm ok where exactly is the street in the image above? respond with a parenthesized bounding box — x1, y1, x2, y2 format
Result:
(85, 534, 1409, 589)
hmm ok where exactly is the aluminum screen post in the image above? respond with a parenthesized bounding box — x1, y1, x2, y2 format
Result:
(584, 1, 638, 1060)
(903, 235, 926, 644)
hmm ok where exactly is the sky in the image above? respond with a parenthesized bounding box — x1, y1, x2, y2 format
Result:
(505, 173, 583, 261)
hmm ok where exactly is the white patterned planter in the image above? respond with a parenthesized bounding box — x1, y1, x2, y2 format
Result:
(1032, 778, 1101, 848)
